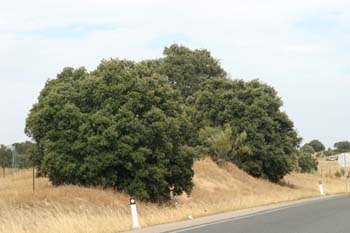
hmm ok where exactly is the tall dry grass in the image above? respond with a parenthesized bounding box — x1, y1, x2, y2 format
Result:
(0, 158, 346, 233)
(318, 157, 345, 178)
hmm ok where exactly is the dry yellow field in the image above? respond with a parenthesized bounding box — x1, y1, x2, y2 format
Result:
(318, 157, 344, 178)
(0, 158, 346, 233)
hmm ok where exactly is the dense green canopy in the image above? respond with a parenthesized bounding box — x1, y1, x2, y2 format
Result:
(297, 151, 318, 173)
(300, 144, 315, 154)
(0, 145, 12, 168)
(193, 78, 301, 182)
(12, 141, 34, 168)
(334, 141, 350, 153)
(161, 44, 226, 98)
(305, 140, 325, 152)
(26, 60, 195, 202)
(26, 44, 303, 201)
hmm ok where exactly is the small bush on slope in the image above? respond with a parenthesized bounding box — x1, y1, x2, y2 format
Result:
(298, 152, 318, 173)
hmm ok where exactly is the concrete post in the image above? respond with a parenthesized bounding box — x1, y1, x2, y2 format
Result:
(319, 181, 324, 195)
(130, 197, 140, 229)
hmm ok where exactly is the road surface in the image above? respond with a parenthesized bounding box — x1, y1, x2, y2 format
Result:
(168, 195, 350, 233)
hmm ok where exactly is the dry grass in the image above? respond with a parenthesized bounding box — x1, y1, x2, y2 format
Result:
(318, 157, 344, 178)
(0, 158, 346, 233)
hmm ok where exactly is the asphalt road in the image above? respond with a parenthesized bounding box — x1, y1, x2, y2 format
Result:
(168, 195, 350, 233)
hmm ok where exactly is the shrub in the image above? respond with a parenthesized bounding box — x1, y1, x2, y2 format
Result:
(324, 148, 334, 157)
(298, 153, 318, 173)
(335, 170, 342, 178)
(307, 140, 325, 152)
(300, 144, 315, 154)
(198, 125, 251, 162)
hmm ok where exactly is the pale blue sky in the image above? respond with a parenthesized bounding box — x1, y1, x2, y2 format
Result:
(0, 0, 349, 147)
(26, 24, 117, 38)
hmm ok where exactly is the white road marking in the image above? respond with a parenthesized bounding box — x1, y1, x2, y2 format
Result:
(168, 196, 341, 233)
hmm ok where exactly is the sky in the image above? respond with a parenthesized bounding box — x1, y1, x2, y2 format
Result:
(0, 0, 349, 147)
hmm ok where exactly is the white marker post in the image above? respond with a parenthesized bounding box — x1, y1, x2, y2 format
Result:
(319, 180, 324, 195)
(130, 197, 140, 229)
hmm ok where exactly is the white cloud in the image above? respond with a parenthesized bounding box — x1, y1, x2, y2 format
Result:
(0, 0, 350, 146)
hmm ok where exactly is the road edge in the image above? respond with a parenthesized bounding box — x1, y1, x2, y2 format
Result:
(126, 194, 345, 233)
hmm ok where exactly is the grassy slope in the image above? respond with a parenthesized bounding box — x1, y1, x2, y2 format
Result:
(0, 158, 345, 233)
